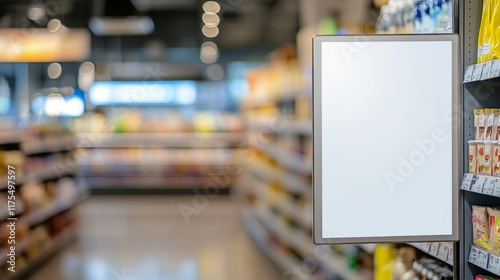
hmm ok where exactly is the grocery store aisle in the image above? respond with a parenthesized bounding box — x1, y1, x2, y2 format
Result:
(27, 195, 282, 280)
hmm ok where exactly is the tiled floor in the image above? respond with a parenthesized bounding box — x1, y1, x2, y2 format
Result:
(27, 195, 282, 280)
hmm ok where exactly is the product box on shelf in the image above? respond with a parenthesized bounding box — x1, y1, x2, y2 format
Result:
(469, 109, 500, 176)
(471, 205, 500, 257)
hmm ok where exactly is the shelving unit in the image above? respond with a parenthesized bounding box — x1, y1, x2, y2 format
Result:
(463, 60, 500, 83)
(76, 132, 242, 193)
(3, 226, 78, 280)
(246, 119, 312, 136)
(460, 0, 500, 278)
(468, 244, 500, 276)
(0, 129, 87, 279)
(22, 135, 75, 155)
(240, 57, 372, 278)
(76, 132, 243, 148)
(408, 242, 454, 266)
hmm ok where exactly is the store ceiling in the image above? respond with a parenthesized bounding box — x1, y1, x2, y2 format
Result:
(0, 0, 300, 52)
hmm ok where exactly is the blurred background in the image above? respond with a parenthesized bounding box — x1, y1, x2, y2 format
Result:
(0, 0, 454, 279)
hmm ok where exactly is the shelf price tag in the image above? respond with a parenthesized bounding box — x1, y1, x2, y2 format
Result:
(461, 174, 476, 190)
(464, 65, 475, 83)
(471, 176, 486, 193)
(491, 60, 500, 78)
(429, 243, 440, 256)
(472, 64, 484, 81)
(437, 243, 449, 261)
(483, 177, 497, 195)
(470, 246, 480, 263)
(488, 253, 500, 275)
(481, 61, 493, 80)
(421, 243, 431, 252)
(493, 179, 500, 197)
(475, 247, 490, 269)
(447, 245, 454, 265)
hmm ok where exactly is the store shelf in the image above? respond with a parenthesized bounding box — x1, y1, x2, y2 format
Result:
(23, 192, 88, 228)
(253, 205, 368, 280)
(408, 242, 454, 266)
(243, 88, 310, 108)
(460, 173, 500, 197)
(254, 205, 308, 254)
(0, 131, 23, 145)
(0, 239, 30, 265)
(0, 164, 75, 190)
(78, 157, 234, 167)
(463, 60, 500, 83)
(312, 244, 370, 280)
(0, 205, 24, 222)
(468, 245, 500, 276)
(252, 179, 312, 229)
(3, 226, 77, 280)
(76, 133, 244, 148)
(27, 164, 76, 183)
(247, 119, 311, 136)
(245, 161, 310, 196)
(241, 208, 307, 280)
(256, 144, 311, 175)
(22, 136, 75, 155)
(84, 175, 235, 187)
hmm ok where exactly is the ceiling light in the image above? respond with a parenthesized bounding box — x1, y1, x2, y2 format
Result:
(207, 64, 224, 80)
(47, 63, 62, 79)
(202, 25, 219, 38)
(89, 16, 155, 36)
(45, 93, 65, 117)
(202, 13, 220, 26)
(200, 41, 219, 64)
(203, 1, 221, 13)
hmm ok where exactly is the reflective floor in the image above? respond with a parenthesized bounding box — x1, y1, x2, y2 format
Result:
(28, 195, 281, 280)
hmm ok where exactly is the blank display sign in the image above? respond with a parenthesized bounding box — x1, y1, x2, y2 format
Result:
(313, 35, 459, 244)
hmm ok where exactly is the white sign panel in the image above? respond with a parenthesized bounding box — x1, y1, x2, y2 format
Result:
(313, 35, 459, 244)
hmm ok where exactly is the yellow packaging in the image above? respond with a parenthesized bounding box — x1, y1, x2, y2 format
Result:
(473, 206, 489, 249)
(478, 0, 493, 63)
(374, 244, 395, 280)
(492, 0, 500, 60)
(469, 141, 478, 174)
(488, 207, 500, 252)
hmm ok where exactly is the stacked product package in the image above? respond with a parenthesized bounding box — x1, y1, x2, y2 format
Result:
(477, 0, 500, 63)
(472, 205, 500, 252)
(469, 109, 500, 176)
